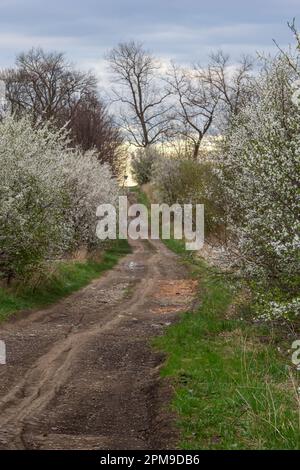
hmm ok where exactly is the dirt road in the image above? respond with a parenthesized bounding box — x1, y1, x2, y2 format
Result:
(0, 237, 196, 450)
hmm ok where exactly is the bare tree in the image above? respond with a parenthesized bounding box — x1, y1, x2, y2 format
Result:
(107, 41, 171, 147)
(205, 51, 253, 124)
(1, 48, 97, 124)
(167, 63, 219, 159)
(1, 48, 124, 173)
(69, 92, 124, 173)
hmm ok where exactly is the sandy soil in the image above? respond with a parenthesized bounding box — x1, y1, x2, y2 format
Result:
(0, 236, 196, 450)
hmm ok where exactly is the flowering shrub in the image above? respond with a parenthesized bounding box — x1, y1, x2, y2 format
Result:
(0, 116, 119, 281)
(62, 148, 119, 249)
(219, 55, 300, 319)
(150, 52, 299, 321)
(255, 296, 300, 322)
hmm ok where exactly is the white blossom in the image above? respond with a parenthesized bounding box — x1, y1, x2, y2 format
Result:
(0, 116, 119, 280)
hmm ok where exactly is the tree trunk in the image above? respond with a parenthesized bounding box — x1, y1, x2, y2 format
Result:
(193, 140, 201, 160)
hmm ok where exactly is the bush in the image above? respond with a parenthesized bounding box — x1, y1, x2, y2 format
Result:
(0, 116, 119, 282)
(131, 146, 159, 185)
(62, 148, 119, 249)
(218, 55, 300, 318)
(152, 157, 225, 236)
(151, 156, 181, 204)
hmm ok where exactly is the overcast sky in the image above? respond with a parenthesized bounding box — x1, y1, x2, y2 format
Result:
(0, 0, 299, 84)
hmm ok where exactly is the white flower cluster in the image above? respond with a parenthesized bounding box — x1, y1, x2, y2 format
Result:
(0, 116, 119, 280)
(256, 297, 300, 321)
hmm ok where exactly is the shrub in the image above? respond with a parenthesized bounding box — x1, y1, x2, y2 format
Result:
(152, 157, 225, 236)
(131, 146, 159, 185)
(0, 116, 119, 281)
(218, 56, 300, 318)
(151, 156, 181, 204)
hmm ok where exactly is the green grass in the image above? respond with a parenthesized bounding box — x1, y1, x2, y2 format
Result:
(132, 185, 300, 448)
(155, 238, 300, 450)
(163, 237, 188, 256)
(0, 240, 131, 322)
(129, 185, 150, 209)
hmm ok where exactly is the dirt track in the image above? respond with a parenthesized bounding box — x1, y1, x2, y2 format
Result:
(0, 237, 196, 450)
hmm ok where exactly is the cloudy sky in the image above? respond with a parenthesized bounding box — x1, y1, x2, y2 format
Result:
(0, 0, 299, 83)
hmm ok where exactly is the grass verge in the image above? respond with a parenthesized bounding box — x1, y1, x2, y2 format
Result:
(0, 239, 131, 323)
(155, 238, 300, 449)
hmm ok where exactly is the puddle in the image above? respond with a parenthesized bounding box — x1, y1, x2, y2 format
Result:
(128, 261, 144, 271)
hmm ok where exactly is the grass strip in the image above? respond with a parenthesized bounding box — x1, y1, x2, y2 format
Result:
(156, 237, 300, 449)
(0, 240, 131, 322)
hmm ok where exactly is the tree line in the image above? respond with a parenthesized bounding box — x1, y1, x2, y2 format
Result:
(106, 41, 253, 157)
(0, 41, 254, 161)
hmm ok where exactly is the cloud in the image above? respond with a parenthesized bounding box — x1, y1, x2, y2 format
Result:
(0, 0, 298, 75)
(0, 33, 80, 49)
